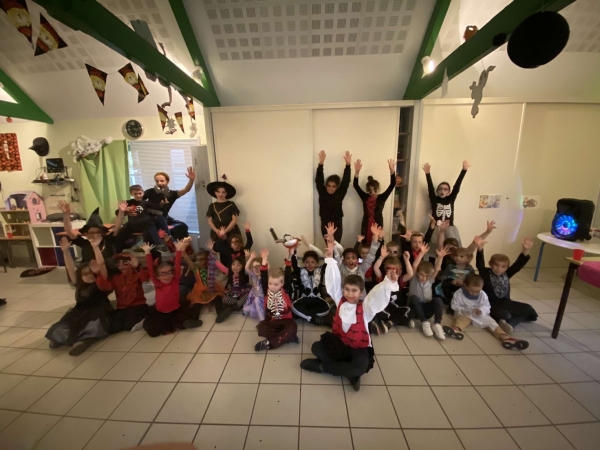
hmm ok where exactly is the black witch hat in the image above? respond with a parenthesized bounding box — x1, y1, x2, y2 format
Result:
(29, 137, 49, 156)
(79, 207, 109, 234)
(206, 174, 236, 199)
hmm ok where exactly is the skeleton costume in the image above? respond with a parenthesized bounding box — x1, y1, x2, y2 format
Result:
(255, 266, 298, 350)
(286, 253, 330, 323)
(426, 168, 467, 246)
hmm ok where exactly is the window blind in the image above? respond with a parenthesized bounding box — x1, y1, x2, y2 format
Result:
(128, 139, 199, 233)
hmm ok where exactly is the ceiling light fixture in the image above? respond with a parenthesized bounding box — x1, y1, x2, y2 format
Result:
(421, 56, 436, 75)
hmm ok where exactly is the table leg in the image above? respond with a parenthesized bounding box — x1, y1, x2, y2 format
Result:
(552, 262, 578, 339)
(534, 242, 545, 282)
(7, 242, 14, 268)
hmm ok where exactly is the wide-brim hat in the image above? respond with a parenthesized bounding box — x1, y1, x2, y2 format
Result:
(79, 207, 110, 234)
(207, 175, 236, 199)
(29, 137, 49, 157)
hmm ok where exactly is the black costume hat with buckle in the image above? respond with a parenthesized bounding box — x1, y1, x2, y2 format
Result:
(29, 137, 50, 157)
(79, 207, 110, 234)
(206, 174, 236, 199)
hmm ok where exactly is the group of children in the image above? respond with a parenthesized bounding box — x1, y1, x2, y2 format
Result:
(42, 153, 539, 390)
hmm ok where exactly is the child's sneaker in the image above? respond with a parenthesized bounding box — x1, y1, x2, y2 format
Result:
(378, 318, 389, 335)
(443, 325, 464, 340)
(408, 319, 415, 328)
(292, 334, 300, 344)
(130, 319, 145, 332)
(422, 321, 433, 337)
(369, 320, 381, 336)
(501, 337, 529, 350)
(499, 319, 514, 335)
(432, 323, 446, 340)
(183, 319, 203, 329)
(300, 358, 322, 373)
(349, 376, 361, 392)
(254, 339, 269, 351)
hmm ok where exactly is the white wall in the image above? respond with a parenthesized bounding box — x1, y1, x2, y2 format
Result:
(415, 101, 600, 268)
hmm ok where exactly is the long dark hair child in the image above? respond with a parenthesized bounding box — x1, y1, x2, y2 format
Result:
(46, 237, 114, 356)
(214, 220, 253, 266)
(353, 158, 397, 244)
(212, 255, 252, 323)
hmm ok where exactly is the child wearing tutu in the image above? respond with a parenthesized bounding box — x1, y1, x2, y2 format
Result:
(182, 247, 224, 316)
(243, 250, 266, 321)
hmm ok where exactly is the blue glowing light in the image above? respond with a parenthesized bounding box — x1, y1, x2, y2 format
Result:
(552, 213, 579, 238)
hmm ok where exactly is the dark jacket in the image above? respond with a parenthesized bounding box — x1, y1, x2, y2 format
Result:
(315, 164, 351, 222)
(354, 172, 396, 235)
(476, 248, 530, 303)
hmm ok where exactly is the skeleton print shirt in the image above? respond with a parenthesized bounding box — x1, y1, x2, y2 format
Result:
(426, 170, 467, 226)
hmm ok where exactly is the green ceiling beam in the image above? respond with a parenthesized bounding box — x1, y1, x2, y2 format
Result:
(0, 67, 54, 124)
(403, 0, 452, 100)
(403, 0, 576, 100)
(168, 0, 219, 103)
(32, 0, 220, 107)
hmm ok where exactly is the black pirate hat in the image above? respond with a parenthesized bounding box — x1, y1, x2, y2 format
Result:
(29, 137, 49, 156)
(79, 207, 110, 234)
(206, 174, 236, 199)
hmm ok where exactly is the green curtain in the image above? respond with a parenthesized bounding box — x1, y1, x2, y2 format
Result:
(78, 139, 129, 223)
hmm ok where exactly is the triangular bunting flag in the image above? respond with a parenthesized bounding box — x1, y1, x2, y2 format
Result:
(175, 112, 184, 133)
(118, 63, 147, 103)
(85, 64, 107, 105)
(185, 97, 196, 121)
(157, 104, 167, 130)
(34, 14, 67, 56)
(0, 0, 32, 44)
(138, 76, 148, 102)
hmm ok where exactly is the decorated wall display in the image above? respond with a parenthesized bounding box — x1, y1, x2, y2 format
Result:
(0, 0, 32, 43)
(469, 66, 495, 118)
(0, 133, 23, 172)
(479, 194, 501, 209)
(521, 195, 541, 209)
(85, 64, 108, 105)
(35, 13, 67, 56)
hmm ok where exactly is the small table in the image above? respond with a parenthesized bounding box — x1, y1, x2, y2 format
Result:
(552, 256, 600, 338)
(0, 236, 36, 269)
(534, 232, 600, 281)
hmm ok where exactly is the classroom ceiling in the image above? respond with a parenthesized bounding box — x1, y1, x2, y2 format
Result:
(1, 0, 600, 122)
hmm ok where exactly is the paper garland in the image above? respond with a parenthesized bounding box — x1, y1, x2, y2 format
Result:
(85, 64, 108, 105)
(35, 13, 67, 56)
(0, 0, 32, 44)
(185, 97, 196, 120)
(157, 104, 168, 130)
(118, 63, 147, 103)
(175, 112, 184, 133)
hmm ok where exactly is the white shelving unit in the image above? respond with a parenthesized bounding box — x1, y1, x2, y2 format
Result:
(29, 221, 84, 267)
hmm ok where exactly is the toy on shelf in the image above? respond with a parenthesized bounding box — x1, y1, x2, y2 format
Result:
(5, 191, 46, 223)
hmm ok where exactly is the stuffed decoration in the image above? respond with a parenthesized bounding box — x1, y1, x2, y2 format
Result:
(463, 26, 478, 41)
(269, 229, 300, 250)
(34, 14, 67, 56)
(70, 135, 113, 161)
(0, 0, 32, 44)
(85, 64, 108, 105)
(189, 122, 198, 139)
(469, 66, 495, 118)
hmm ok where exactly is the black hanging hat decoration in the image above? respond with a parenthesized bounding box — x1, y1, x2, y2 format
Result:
(507, 11, 570, 69)
(206, 174, 236, 199)
(79, 207, 110, 234)
(29, 137, 50, 156)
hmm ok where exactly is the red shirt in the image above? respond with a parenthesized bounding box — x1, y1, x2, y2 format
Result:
(96, 268, 150, 309)
(146, 251, 181, 313)
(332, 298, 370, 349)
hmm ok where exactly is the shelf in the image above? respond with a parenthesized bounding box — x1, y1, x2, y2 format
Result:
(3, 222, 30, 225)
(32, 179, 74, 186)
(0, 209, 29, 213)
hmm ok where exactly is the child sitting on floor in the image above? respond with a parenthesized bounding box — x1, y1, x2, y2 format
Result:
(409, 245, 450, 340)
(443, 273, 529, 350)
(141, 240, 203, 336)
(333, 222, 381, 286)
(214, 220, 253, 267)
(370, 248, 417, 334)
(300, 241, 397, 391)
(243, 250, 265, 321)
(46, 237, 114, 356)
(182, 247, 223, 316)
(474, 235, 538, 331)
(255, 249, 300, 351)
(437, 247, 475, 303)
(286, 248, 330, 325)
(95, 252, 149, 334)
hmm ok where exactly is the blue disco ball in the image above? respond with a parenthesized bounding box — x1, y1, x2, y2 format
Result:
(551, 213, 578, 239)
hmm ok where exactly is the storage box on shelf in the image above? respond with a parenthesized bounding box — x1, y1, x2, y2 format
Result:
(29, 221, 84, 268)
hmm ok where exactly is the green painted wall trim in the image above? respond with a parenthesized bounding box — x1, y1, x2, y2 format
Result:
(403, 0, 576, 100)
(168, 0, 219, 103)
(403, 0, 452, 100)
(0, 68, 54, 124)
(32, 0, 219, 107)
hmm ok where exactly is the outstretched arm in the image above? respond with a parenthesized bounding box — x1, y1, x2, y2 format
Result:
(473, 236, 487, 273)
(363, 276, 398, 322)
(112, 201, 128, 236)
(58, 201, 77, 240)
(337, 152, 352, 197)
(244, 222, 253, 250)
(177, 167, 196, 197)
(422, 163, 437, 205)
(315, 150, 326, 195)
(59, 237, 76, 283)
(402, 251, 414, 282)
(353, 159, 369, 201)
(506, 237, 533, 278)
(378, 160, 397, 202)
(449, 160, 470, 200)
(467, 220, 495, 254)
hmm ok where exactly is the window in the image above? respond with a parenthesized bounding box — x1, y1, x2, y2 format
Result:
(128, 139, 199, 233)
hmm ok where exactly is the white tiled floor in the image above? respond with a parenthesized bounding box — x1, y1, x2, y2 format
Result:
(0, 265, 600, 449)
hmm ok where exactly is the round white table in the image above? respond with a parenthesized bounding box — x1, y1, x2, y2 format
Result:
(534, 232, 600, 338)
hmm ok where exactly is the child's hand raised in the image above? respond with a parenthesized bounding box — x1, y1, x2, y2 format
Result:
(378, 226, 386, 239)
(244, 249, 251, 259)
(59, 237, 71, 251)
(402, 251, 410, 261)
(244, 220, 251, 231)
(130, 255, 139, 268)
(58, 200, 71, 214)
(354, 159, 362, 174)
(357, 234, 364, 243)
(318, 150, 326, 165)
(370, 222, 380, 238)
(419, 242, 430, 255)
(206, 240, 215, 252)
(325, 222, 337, 238)
(158, 229, 170, 241)
(486, 220, 497, 234)
(473, 236, 487, 250)
(140, 243, 154, 255)
(260, 248, 269, 263)
(174, 239, 189, 252)
(401, 228, 413, 241)
(90, 259, 101, 274)
(522, 237, 534, 253)
(437, 246, 452, 258)
(249, 251, 256, 260)
(118, 200, 128, 212)
(325, 241, 334, 258)
(387, 158, 396, 174)
(463, 160, 471, 170)
(343, 151, 352, 165)
(422, 163, 431, 174)
(89, 235, 102, 248)
(380, 245, 389, 259)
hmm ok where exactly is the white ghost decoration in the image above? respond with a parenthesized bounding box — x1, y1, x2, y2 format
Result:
(70, 135, 113, 161)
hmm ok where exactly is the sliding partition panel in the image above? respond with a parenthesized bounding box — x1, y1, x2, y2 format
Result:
(312, 107, 400, 248)
(212, 110, 313, 254)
